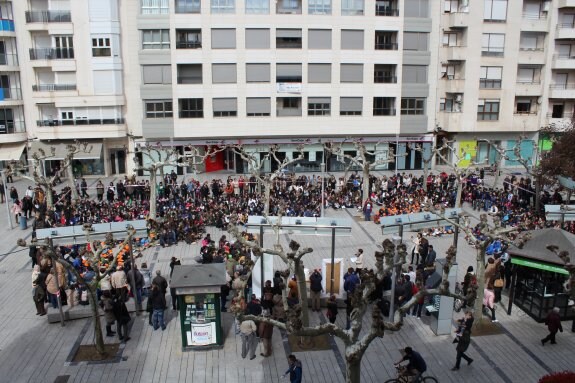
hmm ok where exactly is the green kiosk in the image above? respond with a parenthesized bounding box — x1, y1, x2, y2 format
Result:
(170, 263, 227, 350)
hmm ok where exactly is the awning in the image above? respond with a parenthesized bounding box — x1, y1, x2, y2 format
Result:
(511, 257, 569, 275)
(0, 142, 26, 161)
(30, 141, 103, 160)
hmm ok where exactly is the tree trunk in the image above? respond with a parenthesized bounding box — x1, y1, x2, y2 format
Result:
(362, 164, 370, 205)
(66, 160, 80, 202)
(160, 166, 165, 183)
(455, 175, 464, 208)
(45, 185, 54, 210)
(535, 176, 542, 212)
(87, 286, 106, 355)
(473, 246, 487, 326)
(423, 161, 429, 193)
(294, 259, 310, 327)
(493, 155, 504, 189)
(149, 168, 157, 219)
(264, 182, 271, 216)
(345, 352, 362, 383)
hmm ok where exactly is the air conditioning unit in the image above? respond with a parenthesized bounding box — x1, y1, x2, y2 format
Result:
(543, 1, 550, 12)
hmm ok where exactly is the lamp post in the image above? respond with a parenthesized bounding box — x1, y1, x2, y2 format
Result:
(320, 162, 326, 217)
(388, 234, 402, 321)
(1, 169, 13, 229)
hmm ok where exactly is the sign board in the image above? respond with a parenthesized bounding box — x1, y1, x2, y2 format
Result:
(180, 293, 222, 348)
(277, 83, 302, 93)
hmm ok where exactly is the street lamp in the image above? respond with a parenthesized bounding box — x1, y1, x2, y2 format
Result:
(320, 162, 326, 217)
(388, 235, 402, 321)
(0, 169, 13, 229)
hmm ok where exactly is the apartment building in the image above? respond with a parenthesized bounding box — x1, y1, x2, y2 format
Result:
(2, 0, 573, 176)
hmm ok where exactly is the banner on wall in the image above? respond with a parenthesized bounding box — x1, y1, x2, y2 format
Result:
(457, 140, 477, 168)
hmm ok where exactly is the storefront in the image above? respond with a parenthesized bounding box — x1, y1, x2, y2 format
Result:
(507, 228, 575, 322)
(30, 141, 105, 177)
(170, 263, 226, 350)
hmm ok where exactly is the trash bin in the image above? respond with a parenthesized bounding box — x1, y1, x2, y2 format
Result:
(19, 215, 27, 230)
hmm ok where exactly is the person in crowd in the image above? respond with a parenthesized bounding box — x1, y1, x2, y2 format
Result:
(483, 282, 497, 323)
(541, 307, 563, 346)
(153, 270, 168, 294)
(11, 199, 22, 224)
(309, 269, 323, 312)
(354, 249, 364, 273)
(258, 311, 274, 357)
(111, 265, 128, 302)
(425, 245, 437, 267)
(451, 328, 473, 371)
(127, 264, 144, 305)
(410, 233, 421, 265)
(32, 265, 47, 316)
(112, 293, 131, 342)
(100, 290, 117, 337)
(240, 319, 258, 360)
(282, 354, 303, 383)
(150, 282, 166, 331)
(326, 294, 338, 324)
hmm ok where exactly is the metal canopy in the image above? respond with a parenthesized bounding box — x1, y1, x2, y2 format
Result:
(29, 141, 103, 160)
(35, 220, 148, 245)
(245, 216, 352, 236)
(544, 205, 575, 221)
(0, 142, 26, 161)
(380, 208, 461, 234)
(171, 263, 227, 289)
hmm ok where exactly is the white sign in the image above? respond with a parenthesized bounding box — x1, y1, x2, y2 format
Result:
(188, 322, 216, 346)
(277, 83, 302, 93)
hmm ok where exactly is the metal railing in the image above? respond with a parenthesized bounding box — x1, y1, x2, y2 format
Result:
(375, 42, 398, 50)
(0, 87, 22, 100)
(516, 80, 541, 85)
(550, 83, 575, 89)
(0, 53, 19, 66)
(175, 5, 200, 13)
(177, 76, 202, 84)
(25, 10, 71, 23)
(519, 47, 544, 51)
(374, 74, 397, 83)
(32, 84, 77, 92)
(481, 50, 504, 57)
(479, 79, 502, 88)
(176, 41, 202, 49)
(375, 7, 398, 16)
(373, 108, 396, 116)
(0, 121, 26, 134)
(547, 112, 575, 118)
(36, 118, 125, 127)
(557, 23, 575, 29)
(29, 48, 74, 60)
(522, 12, 547, 20)
(553, 54, 575, 60)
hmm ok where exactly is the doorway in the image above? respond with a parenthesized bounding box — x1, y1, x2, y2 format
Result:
(110, 149, 126, 175)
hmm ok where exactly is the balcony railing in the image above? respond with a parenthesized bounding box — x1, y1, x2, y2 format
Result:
(481, 50, 504, 57)
(36, 118, 125, 127)
(32, 84, 77, 92)
(547, 112, 575, 118)
(0, 53, 19, 66)
(0, 19, 15, 32)
(25, 10, 71, 23)
(0, 87, 22, 100)
(0, 121, 26, 134)
(479, 79, 502, 88)
(375, 42, 398, 50)
(373, 108, 396, 116)
(522, 12, 547, 20)
(175, 4, 200, 13)
(176, 41, 201, 49)
(29, 48, 74, 60)
(516, 80, 541, 85)
(375, 7, 398, 16)
(514, 110, 538, 115)
(550, 83, 575, 89)
(557, 23, 575, 29)
(553, 54, 575, 60)
(177, 76, 202, 84)
(374, 75, 397, 83)
(519, 47, 544, 51)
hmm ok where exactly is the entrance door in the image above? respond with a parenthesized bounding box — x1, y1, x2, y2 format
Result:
(110, 149, 126, 175)
(404, 146, 412, 170)
(413, 147, 422, 170)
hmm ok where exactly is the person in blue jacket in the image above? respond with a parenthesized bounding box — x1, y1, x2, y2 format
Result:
(283, 354, 302, 383)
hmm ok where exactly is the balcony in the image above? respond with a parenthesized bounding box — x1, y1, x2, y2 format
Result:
(276, 0, 302, 14)
(518, 48, 545, 65)
(442, 78, 466, 93)
(515, 81, 542, 96)
(36, 118, 125, 127)
(552, 54, 575, 69)
(0, 87, 22, 101)
(375, 42, 398, 50)
(29, 48, 74, 60)
(549, 83, 575, 98)
(521, 13, 548, 32)
(0, 121, 25, 135)
(375, 1, 398, 16)
(546, 112, 574, 129)
(0, 19, 15, 32)
(25, 11, 71, 23)
(374, 74, 397, 83)
(558, 0, 575, 7)
(0, 53, 18, 66)
(556, 24, 575, 39)
(443, 46, 467, 61)
(32, 84, 77, 92)
(448, 11, 469, 29)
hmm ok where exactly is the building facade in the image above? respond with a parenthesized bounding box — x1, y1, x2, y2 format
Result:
(0, 0, 572, 175)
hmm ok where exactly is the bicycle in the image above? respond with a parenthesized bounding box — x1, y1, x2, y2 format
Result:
(383, 364, 438, 383)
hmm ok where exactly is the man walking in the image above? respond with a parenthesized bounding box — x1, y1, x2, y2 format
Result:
(258, 311, 274, 357)
(151, 282, 167, 331)
(153, 270, 168, 294)
(240, 319, 258, 360)
(283, 354, 303, 383)
(451, 329, 473, 370)
(309, 269, 323, 312)
(80, 178, 89, 198)
(541, 307, 563, 346)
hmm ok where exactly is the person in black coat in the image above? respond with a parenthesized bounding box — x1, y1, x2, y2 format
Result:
(151, 283, 167, 331)
(112, 295, 131, 342)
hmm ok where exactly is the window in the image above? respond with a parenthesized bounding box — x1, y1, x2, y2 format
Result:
(175, 0, 200, 13)
(213, 98, 237, 117)
(404, 0, 429, 17)
(403, 32, 428, 51)
(442, 32, 458, 47)
(340, 64, 363, 83)
(477, 99, 500, 120)
(308, 29, 332, 49)
(276, 29, 302, 48)
(308, 64, 331, 83)
(177, 64, 202, 84)
(482, 33, 505, 56)
(402, 65, 427, 83)
(141, 0, 169, 14)
(484, 0, 507, 21)
(517, 66, 540, 84)
(340, 97, 362, 115)
(515, 98, 533, 114)
(440, 94, 462, 112)
(92, 37, 111, 57)
(277, 97, 302, 117)
(276, 64, 302, 82)
(341, 30, 364, 50)
(212, 64, 237, 84)
(309, 0, 331, 14)
(375, 31, 398, 50)
(142, 29, 170, 49)
(519, 32, 544, 51)
(276, 0, 302, 14)
(246, 63, 270, 82)
(479, 66, 502, 88)
(211, 0, 235, 13)
(142, 65, 172, 84)
(145, 100, 173, 118)
(341, 0, 364, 15)
(441, 63, 460, 80)
(373, 97, 395, 115)
(246, 0, 269, 13)
(179, 98, 203, 118)
(245, 29, 270, 49)
(211, 29, 236, 49)
(374, 64, 396, 83)
(0, 108, 15, 134)
(376, 0, 399, 16)
(401, 98, 425, 115)
(247, 97, 271, 116)
(308, 97, 331, 116)
(176, 29, 201, 49)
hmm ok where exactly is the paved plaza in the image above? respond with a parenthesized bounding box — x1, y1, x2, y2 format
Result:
(0, 174, 573, 383)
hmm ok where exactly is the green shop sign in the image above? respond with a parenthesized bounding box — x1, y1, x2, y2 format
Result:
(511, 258, 569, 275)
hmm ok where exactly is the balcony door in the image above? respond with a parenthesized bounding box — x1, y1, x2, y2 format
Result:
(54, 36, 73, 58)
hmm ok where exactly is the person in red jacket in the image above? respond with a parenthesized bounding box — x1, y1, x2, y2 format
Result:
(541, 307, 563, 346)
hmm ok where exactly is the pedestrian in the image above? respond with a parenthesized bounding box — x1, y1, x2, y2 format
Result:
(81, 178, 89, 198)
(363, 199, 372, 221)
(111, 265, 129, 302)
(451, 329, 473, 371)
(309, 269, 323, 312)
(541, 307, 563, 346)
(425, 245, 436, 266)
(32, 265, 47, 316)
(100, 291, 117, 337)
(153, 270, 168, 294)
(410, 233, 421, 265)
(410, 280, 424, 318)
(9, 186, 18, 203)
(96, 180, 104, 201)
(258, 311, 274, 357)
(151, 282, 167, 331)
(0, 180, 5, 203)
(11, 199, 22, 224)
(354, 249, 364, 273)
(326, 294, 338, 324)
(240, 319, 258, 360)
(282, 354, 303, 383)
(483, 283, 497, 322)
(343, 267, 359, 297)
(106, 182, 115, 202)
(112, 293, 131, 342)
